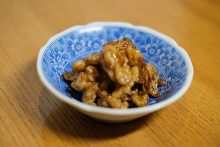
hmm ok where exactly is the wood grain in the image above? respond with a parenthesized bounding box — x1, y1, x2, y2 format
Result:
(0, 0, 220, 146)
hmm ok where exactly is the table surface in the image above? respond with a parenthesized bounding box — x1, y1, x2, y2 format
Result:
(0, 0, 220, 146)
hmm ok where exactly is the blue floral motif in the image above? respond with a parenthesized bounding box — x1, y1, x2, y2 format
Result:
(41, 25, 188, 105)
(72, 38, 86, 54)
(88, 38, 104, 51)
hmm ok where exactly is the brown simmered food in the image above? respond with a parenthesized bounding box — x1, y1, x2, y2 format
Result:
(63, 38, 164, 109)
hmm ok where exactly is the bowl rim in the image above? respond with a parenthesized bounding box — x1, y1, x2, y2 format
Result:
(37, 21, 194, 115)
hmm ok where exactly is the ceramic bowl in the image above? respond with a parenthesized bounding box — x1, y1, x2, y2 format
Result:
(37, 22, 193, 123)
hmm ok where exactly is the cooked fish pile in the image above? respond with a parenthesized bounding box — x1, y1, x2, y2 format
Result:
(63, 38, 164, 109)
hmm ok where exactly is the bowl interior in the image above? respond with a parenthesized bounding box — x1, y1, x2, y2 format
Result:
(40, 25, 187, 105)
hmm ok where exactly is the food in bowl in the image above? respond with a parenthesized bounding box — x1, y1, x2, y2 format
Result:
(63, 38, 164, 109)
(37, 22, 193, 122)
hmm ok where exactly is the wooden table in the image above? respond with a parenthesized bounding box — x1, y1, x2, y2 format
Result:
(0, 0, 220, 146)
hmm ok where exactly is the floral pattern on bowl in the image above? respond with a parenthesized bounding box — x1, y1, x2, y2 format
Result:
(41, 25, 187, 105)
(37, 22, 193, 122)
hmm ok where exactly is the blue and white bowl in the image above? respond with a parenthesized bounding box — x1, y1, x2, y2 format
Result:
(37, 22, 193, 122)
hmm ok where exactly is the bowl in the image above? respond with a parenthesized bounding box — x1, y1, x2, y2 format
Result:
(37, 22, 193, 123)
